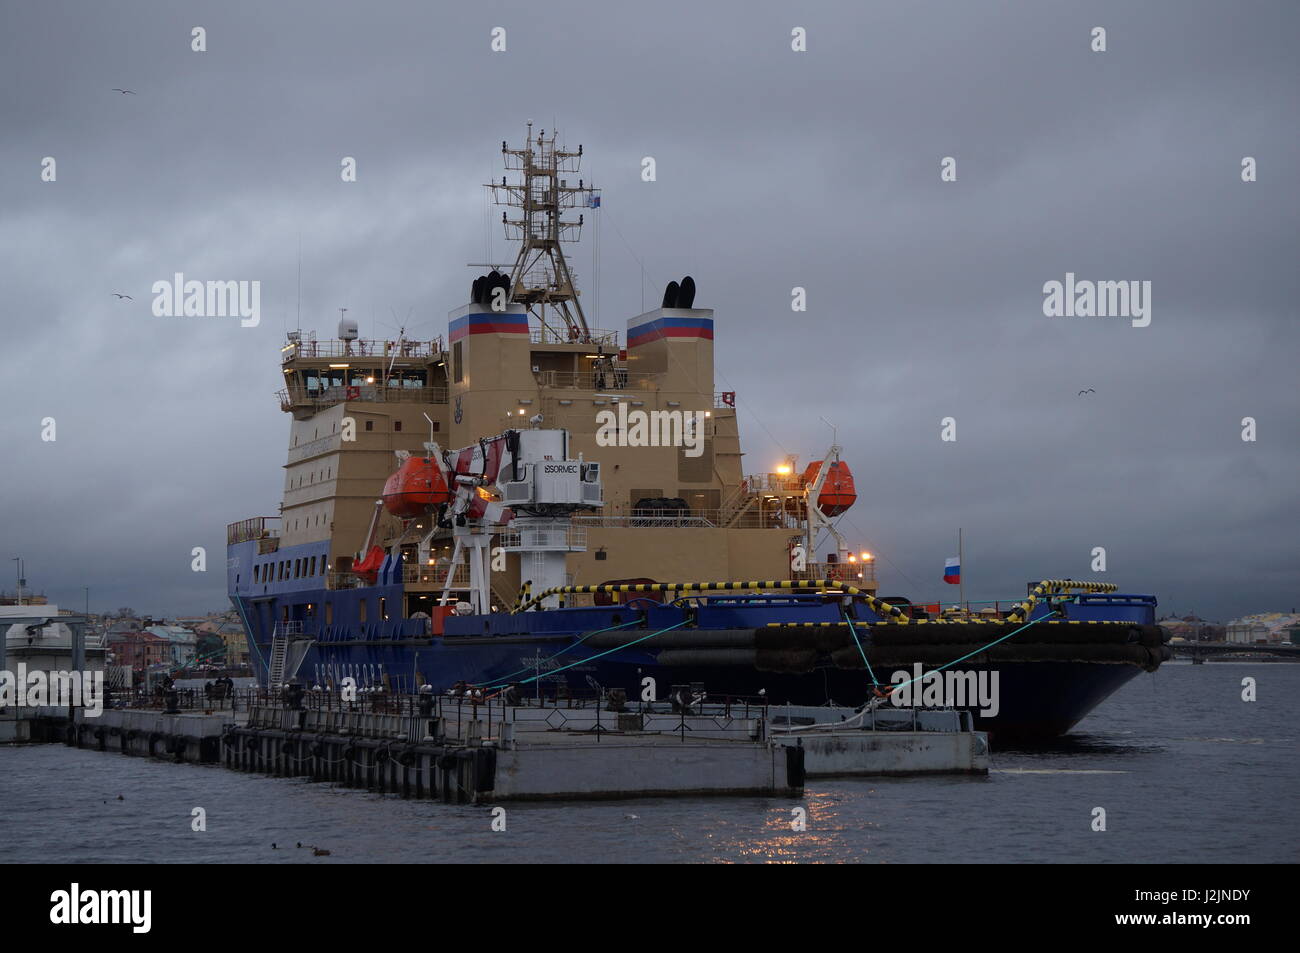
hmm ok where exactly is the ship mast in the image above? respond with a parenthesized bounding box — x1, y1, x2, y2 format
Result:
(487, 122, 598, 342)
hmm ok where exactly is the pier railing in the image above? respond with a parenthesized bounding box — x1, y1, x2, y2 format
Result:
(237, 686, 781, 745)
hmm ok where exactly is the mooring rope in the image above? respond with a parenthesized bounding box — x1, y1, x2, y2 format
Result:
(507, 619, 690, 687)
(839, 605, 880, 687)
(773, 609, 1065, 735)
(477, 617, 645, 691)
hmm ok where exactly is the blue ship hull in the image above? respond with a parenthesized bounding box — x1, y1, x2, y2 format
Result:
(228, 541, 1166, 740)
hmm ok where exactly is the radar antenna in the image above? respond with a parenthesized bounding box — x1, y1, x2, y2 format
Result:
(487, 122, 598, 342)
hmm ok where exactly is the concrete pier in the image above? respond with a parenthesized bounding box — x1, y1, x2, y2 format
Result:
(27, 692, 986, 800)
(71, 709, 229, 763)
(223, 702, 804, 802)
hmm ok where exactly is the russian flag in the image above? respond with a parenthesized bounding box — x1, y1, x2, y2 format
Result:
(943, 557, 961, 585)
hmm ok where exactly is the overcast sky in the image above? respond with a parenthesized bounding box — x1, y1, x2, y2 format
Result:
(1, 0, 1295, 621)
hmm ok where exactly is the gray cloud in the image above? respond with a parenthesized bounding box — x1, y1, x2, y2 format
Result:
(1, 0, 1295, 620)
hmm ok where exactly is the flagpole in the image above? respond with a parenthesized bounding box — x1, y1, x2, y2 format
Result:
(958, 527, 964, 615)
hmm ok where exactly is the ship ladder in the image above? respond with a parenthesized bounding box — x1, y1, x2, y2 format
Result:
(267, 634, 289, 688)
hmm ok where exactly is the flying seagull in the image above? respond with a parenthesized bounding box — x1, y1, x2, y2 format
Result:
(1078, 389, 1095, 395)
(112, 293, 133, 300)
(111, 88, 136, 95)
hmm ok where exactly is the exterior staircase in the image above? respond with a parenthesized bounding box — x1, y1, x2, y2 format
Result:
(267, 621, 303, 687)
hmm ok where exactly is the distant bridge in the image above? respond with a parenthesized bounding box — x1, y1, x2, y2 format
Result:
(1172, 641, 1300, 661)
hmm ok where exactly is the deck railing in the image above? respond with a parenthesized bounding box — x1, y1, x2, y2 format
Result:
(529, 326, 620, 347)
(277, 383, 449, 412)
(496, 525, 587, 551)
(402, 562, 471, 588)
(573, 509, 805, 531)
(283, 338, 444, 361)
(227, 516, 282, 546)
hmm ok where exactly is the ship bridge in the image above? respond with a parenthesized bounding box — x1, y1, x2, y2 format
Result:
(277, 336, 449, 417)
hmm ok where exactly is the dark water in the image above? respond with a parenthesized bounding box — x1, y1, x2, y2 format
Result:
(2, 662, 1295, 863)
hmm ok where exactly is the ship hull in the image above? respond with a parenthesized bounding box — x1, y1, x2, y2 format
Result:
(228, 536, 1166, 741)
(258, 638, 1147, 740)
(231, 601, 1163, 742)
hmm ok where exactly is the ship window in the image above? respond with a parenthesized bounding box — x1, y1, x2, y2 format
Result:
(359, 599, 368, 623)
(308, 556, 315, 575)
(380, 597, 388, 621)
(453, 341, 463, 383)
(394, 420, 402, 432)
(365, 420, 374, 432)
(325, 602, 333, 625)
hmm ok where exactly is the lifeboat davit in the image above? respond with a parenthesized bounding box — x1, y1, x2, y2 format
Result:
(801, 460, 857, 516)
(382, 457, 452, 518)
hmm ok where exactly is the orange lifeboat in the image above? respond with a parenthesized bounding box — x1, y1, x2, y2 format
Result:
(382, 457, 452, 518)
(801, 460, 857, 516)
